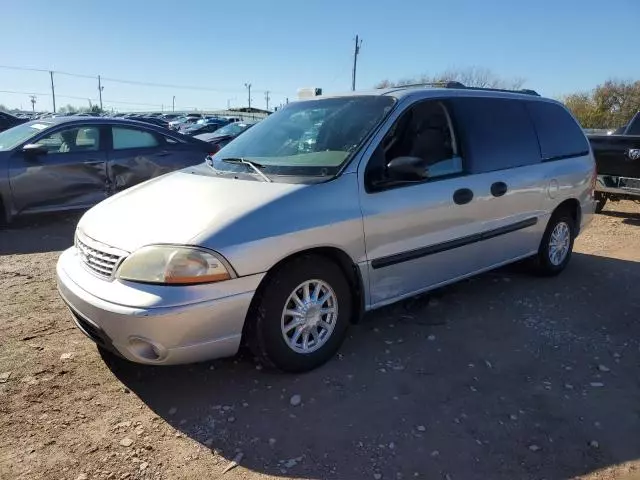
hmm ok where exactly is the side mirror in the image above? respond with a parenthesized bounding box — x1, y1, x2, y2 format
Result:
(22, 144, 48, 157)
(386, 156, 429, 181)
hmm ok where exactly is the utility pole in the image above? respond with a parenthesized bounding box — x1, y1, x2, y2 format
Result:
(49, 71, 56, 113)
(264, 91, 270, 111)
(98, 75, 104, 111)
(244, 83, 252, 110)
(172, 95, 175, 112)
(29, 95, 37, 112)
(351, 34, 362, 91)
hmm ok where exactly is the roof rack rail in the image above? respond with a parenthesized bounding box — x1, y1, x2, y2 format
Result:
(400, 82, 540, 97)
(398, 81, 466, 89)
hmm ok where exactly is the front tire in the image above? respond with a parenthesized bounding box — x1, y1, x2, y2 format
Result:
(247, 255, 352, 373)
(532, 213, 575, 276)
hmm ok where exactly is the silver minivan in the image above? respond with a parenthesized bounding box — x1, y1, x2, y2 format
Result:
(56, 85, 596, 372)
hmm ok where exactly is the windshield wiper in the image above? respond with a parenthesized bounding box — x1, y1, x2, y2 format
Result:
(220, 157, 272, 182)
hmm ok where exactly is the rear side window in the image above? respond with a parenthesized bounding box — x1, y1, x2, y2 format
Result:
(526, 101, 589, 160)
(451, 98, 540, 173)
(112, 127, 159, 150)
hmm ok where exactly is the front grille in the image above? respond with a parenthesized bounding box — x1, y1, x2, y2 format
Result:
(75, 233, 127, 279)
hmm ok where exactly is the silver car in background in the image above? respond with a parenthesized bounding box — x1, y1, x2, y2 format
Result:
(56, 85, 596, 372)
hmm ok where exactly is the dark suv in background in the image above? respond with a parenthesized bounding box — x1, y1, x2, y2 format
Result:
(0, 111, 27, 133)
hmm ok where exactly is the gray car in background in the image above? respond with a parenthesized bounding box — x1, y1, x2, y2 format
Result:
(0, 117, 212, 223)
(56, 85, 595, 372)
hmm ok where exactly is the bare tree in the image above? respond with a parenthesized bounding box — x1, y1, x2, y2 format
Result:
(376, 67, 525, 90)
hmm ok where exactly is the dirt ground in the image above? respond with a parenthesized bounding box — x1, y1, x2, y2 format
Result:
(1, 201, 640, 480)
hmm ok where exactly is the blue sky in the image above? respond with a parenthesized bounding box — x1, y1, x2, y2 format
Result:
(1, 0, 638, 112)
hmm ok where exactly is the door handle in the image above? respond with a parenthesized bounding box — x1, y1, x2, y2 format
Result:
(453, 188, 474, 205)
(490, 181, 508, 197)
(156, 151, 171, 157)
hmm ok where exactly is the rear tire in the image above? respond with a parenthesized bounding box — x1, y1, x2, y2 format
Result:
(247, 255, 352, 373)
(532, 212, 575, 276)
(594, 193, 607, 214)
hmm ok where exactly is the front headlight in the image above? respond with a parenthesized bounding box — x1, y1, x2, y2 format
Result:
(117, 245, 233, 285)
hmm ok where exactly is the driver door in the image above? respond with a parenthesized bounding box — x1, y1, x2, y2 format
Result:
(359, 99, 486, 307)
(8, 124, 108, 215)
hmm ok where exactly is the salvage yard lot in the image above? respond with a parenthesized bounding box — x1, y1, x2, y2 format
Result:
(1, 203, 640, 480)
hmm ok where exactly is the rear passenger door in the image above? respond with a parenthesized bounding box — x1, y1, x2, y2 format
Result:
(449, 96, 547, 254)
(106, 125, 205, 193)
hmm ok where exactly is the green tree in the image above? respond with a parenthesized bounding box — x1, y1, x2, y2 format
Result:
(563, 80, 640, 129)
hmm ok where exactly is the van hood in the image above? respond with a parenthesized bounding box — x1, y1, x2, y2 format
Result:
(77, 168, 305, 253)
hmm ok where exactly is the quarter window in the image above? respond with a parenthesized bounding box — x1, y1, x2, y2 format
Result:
(112, 127, 158, 150)
(526, 101, 590, 160)
(35, 126, 100, 154)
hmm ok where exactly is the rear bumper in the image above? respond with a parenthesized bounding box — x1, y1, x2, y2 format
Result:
(56, 247, 264, 365)
(596, 175, 640, 198)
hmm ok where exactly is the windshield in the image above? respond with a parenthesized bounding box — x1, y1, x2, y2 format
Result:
(212, 122, 251, 137)
(211, 96, 394, 176)
(0, 121, 52, 151)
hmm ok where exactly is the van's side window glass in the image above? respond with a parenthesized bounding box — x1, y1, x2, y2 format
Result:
(526, 101, 590, 160)
(367, 101, 462, 187)
(450, 98, 540, 173)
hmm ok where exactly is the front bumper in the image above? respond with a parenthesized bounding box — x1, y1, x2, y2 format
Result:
(56, 247, 264, 365)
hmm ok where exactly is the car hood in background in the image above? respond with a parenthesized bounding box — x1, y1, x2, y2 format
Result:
(77, 169, 305, 253)
(194, 133, 232, 143)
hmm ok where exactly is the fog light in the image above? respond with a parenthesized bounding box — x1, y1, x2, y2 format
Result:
(127, 337, 166, 361)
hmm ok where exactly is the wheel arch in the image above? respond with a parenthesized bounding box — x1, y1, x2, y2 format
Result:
(245, 247, 365, 330)
(551, 198, 581, 232)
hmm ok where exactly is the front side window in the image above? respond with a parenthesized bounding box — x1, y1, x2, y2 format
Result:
(112, 127, 158, 150)
(366, 101, 462, 188)
(212, 96, 395, 176)
(35, 126, 100, 154)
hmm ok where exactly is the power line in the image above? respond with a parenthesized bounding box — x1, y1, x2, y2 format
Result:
(0, 89, 163, 108)
(0, 88, 254, 112)
(0, 64, 288, 95)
